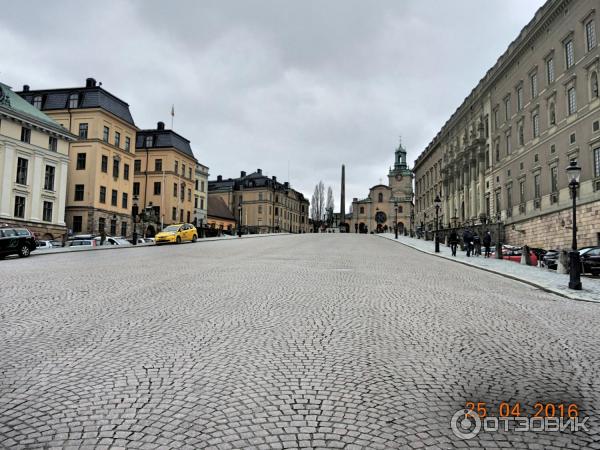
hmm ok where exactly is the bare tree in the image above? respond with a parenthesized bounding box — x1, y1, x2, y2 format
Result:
(311, 181, 325, 229)
(326, 186, 334, 226)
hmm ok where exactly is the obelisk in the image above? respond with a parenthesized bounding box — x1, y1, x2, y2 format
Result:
(340, 164, 346, 229)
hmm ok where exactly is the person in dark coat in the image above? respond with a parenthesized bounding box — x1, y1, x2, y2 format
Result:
(449, 230, 459, 256)
(462, 229, 473, 257)
(473, 233, 482, 256)
(483, 231, 492, 258)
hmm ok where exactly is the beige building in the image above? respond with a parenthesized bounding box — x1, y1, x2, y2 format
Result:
(19, 78, 138, 237)
(414, 0, 600, 249)
(194, 163, 209, 229)
(0, 82, 75, 239)
(134, 122, 197, 235)
(208, 169, 310, 234)
(350, 142, 414, 234)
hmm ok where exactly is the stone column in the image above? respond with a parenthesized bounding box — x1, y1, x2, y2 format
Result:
(0, 143, 14, 218)
(463, 164, 469, 221)
(470, 158, 477, 221)
(478, 151, 485, 219)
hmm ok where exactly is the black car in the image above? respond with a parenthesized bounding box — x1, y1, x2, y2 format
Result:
(542, 249, 560, 269)
(580, 247, 600, 276)
(0, 227, 37, 259)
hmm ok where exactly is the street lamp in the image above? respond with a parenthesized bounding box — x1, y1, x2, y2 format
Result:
(394, 199, 399, 239)
(434, 194, 441, 253)
(566, 160, 582, 290)
(237, 203, 242, 237)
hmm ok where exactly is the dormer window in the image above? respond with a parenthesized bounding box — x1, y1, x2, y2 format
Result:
(68, 93, 79, 108)
(145, 135, 154, 147)
(33, 96, 43, 109)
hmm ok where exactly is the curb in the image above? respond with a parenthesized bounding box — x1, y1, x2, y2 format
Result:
(24, 233, 292, 259)
(376, 234, 599, 304)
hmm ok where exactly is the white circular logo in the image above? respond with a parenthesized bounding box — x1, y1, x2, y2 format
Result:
(450, 408, 481, 440)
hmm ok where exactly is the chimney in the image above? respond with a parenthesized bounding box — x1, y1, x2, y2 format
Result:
(157, 121, 165, 131)
(257, 168, 262, 175)
(22, 85, 30, 92)
(272, 176, 277, 182)
(85, 78, 97, 88)
(217, 175, 222, 181)
(353, 197, 358, 202)
(284, 182, 289, 189)
(240, 171, 246, 177)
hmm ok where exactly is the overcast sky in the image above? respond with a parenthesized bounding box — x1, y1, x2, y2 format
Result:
(1, 0, 545, 211)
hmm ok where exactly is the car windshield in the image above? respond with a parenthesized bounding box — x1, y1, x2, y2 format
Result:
(163, 226, 180, 232)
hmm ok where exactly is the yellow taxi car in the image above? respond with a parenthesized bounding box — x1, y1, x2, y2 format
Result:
(155, 223, 198, 245)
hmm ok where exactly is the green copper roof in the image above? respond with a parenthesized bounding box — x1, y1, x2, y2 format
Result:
(0, 82, 64, 130)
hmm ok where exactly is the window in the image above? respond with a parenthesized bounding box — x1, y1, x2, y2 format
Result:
(565, 39, 574, 69)
(33, 96, 43, 109)
(98, 218, 106, 233)
(546, 58, 555, 84)
(76, 153, 86, 170)
(201, 181, 205, 192)
(74, 184, 85, 201)
(155, 159, 162, 171)
(594, 146, 600, 177)
(124, 163, 130, 180)
(187, 211, 191, 223)
(154, 182, 161, 195)
(78, 123, 88, 139)
(103, 126, 109, 142)
(534, 174, 541, 199)
(189, 168, 192, 179)
(586, 19, 597, 52)
(551, 166, 558, 192)
(518, 123, 524, 146)
(517, 86, 523, 110)
(14, 196, 26, 218)
(182, 164, 186, 176)
(258, 205, 263, 214)
(504, 97, 511, 120)
(110, 219, 117, 236)
(172, 207, 177, 221)
(42, 201, 53, 222)
(591, 72, 599, 99)
(145, 135, 153, 147)
(505, 133, 512, 155)
(568, 86, 577, 115)
(20, 127, 31, 143)
(378, 192, 383, 202)
(495, 190, 501, 213)
(100, 155, 108, 173)
(173, 183, 178, 197)
(532, 113, 540, 138)
(519, 180, 526, 203)
(188, 189, 192, 202)
(16, 158, 28, 185)
(111, 189, 118, 206)
(134, 159, 141, 173)
(44, 165, 55, 191)
(112, 159, 119, 178)
(174, 161, 178, 173)
(133, 182, 140, 196)
(72, 216, 83, 233)
(506, 185, 512, 210)
(114, 132, 120, 148)
(549, 102, 556, 125)
(125, 137, 131, 152)
(121, 222, 127, 237)
(68, 93, 79, 108)
(359, 206, 365, 214)
(122, 193, 128, 209)
(48, 136, 58, 152)
(493, 109, 498, 129)
(99, 186, 106, 203)
(180, 184, 185, 201)
(180, 209, 184, 222)
(530, 72, 538, 98)
(495, 142, 500, 162)
(200, 198, 204, 210)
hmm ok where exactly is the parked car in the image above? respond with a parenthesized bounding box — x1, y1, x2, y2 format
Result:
(36, 240, 56, 250)
(580, 247, 600, 276)
(155, 223, 198, 245)
(68, 239, 97, 248)
(0, 227, 37, 258)
(94, 236, 131, 246)
(542, 250, 560, 269)
(503, 248, 538, 266)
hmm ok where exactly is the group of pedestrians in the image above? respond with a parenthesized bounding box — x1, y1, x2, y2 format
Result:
(448, 229, 493, 258)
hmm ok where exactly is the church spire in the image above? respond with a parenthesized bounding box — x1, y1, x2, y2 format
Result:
(394, 136, 407, 170)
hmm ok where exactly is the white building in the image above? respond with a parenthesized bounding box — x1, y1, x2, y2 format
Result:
(0, 82, 75, 239)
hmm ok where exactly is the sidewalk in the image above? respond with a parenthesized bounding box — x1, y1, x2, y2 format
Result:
(378, 233, 600, 303)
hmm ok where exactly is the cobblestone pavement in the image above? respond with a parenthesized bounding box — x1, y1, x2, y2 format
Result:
(1, 234, 599, 449)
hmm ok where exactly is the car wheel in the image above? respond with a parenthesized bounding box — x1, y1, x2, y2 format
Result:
(18, 245, 31, 258)
(176, 236, 181, 244)
(192, 234, 197, 243)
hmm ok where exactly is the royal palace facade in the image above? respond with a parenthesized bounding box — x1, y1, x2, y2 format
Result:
(414, 0, 600, 249)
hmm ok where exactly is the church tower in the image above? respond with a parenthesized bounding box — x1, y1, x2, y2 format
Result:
(388, 139, 413, 200)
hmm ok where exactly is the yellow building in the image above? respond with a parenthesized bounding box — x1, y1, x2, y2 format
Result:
(19, 78, 138, 237)
(133, 122, 197, 235)
(208, 169, 310, 234)
(194, 163, 209, 229)
(0, 82, 76, 239)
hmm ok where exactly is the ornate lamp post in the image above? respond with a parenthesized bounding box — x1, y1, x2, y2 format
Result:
(434, 194, 441, 253)
(237, 202, 243, 237)
(566, 160, 582, 290)
(394, 199, 399, 239)
(132, 196, 139, 245)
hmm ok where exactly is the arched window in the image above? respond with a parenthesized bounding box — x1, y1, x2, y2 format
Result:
(378, 192, 383, 202)
(591, 71, 599, 99)
(359, 207, 364, 214)
(68, 93, 79, 108)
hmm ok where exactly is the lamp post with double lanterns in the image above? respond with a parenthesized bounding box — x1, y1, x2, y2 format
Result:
(434, 194, 441, 253)
(394, 199, 399, 239)
(566, 160, 582, 290)
(237, 203, 243, 238)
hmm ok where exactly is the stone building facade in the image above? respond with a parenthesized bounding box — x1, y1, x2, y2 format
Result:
(208, 170, 310, 234)
(350, 142, 414, 234)
(194, 163, 209, 228)
(414, 0, 600, 249)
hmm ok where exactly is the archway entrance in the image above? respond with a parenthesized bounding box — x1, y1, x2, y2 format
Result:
(397, 222, 404, 234)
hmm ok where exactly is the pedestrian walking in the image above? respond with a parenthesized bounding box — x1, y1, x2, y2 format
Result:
(483, 231, 492, 258)
(449, 230, 458, 256)
(473, 233, 481, 256)
(462, 228, 473, 257)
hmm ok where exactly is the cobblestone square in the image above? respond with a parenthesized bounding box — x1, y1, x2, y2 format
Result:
(1, 234, 599, 449)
